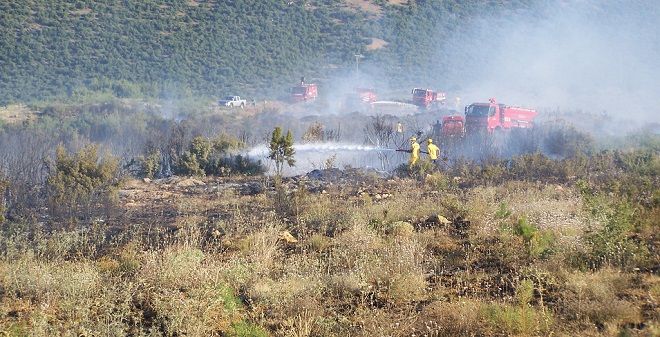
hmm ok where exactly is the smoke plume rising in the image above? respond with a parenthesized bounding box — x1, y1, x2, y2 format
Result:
(439, 0, 660, 124)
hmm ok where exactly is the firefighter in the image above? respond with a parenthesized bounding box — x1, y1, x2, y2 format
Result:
(409, 136, 420, 169)
(426, 138, 440, 164)
(396, 122, 403, 134)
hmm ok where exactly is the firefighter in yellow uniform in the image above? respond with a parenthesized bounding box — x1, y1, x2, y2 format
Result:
(409, 137, 420, 169)
(426, 138, 440, 164)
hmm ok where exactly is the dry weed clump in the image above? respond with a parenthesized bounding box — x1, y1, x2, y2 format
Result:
(2, 257, 100, 302)
(415, 299, 489, 336)
(414, 280, 553, 336)
(297, 194, 352, 236)
(327, 225, 428, 306)
(559, 269, 642, 329)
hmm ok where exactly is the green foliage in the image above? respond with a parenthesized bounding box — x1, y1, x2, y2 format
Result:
(0, 0, 369, 103)
(217, 285, 242, 313)
(516, 279, 535, 306)
(178, 150, 206, 177)
(511, 217, 555, 259)
(268, 127, 295, 176)
(539, 121, 595, 158)
(138, 150, 161, 179)
(424, 171, 450, 191)
(480, 278, 552, 336)
(587, 200, 647, 269)
(177, 136, 213, 176)
(483, 302, 549, 336)
(176, 134, 262, 176)
(229, 320, 269, 337)
(494, 202, 512, 219)
(0, 1, 529, 104)
(46, 144, 120, 223)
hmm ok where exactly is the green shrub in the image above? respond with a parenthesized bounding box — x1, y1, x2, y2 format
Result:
(425, 171, 450, 191)
(178, 150, 206, 177)
(138, 150, 161, 178)
(509, 217, 555, 259)
(494, 202, 512, 219)
(229, 320, 269, 337)
(269, 127, 295, 176)
(585, 201, 648, 269)
(539, 121, 594, 158)
(483, 303, 549, 336)
(46, 144, 120, 224)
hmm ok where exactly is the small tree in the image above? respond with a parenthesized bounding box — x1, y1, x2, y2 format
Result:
(268, 127, 295, 176)
(47, 144, 120, 224)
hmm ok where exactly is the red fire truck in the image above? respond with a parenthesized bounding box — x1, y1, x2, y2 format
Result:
(290, 77, 318, 103)
(464, 98, 537, 134)
(412, 88, 446, 108)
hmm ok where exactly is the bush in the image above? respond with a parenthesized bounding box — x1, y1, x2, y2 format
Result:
(511, 217, 555, 259)
(539, 121, 594, 158)
(496, 217, 555, 263)
(174, 134, 263, 177)
(584, 201, 648, 270)
(560, 270, 641, 327)
(46, 144, 120, 224)
(137, 150, 161, 179)
(229, 320, 269, 337)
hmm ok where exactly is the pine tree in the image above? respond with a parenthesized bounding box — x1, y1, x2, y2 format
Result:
(268, 127, 296, 176)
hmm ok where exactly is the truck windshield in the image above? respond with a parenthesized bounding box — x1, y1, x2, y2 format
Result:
(223, 96, 234, 100)
(291, 87, 306, 94)
(466, 105, 494, 117)
(412, 89, 426, 96)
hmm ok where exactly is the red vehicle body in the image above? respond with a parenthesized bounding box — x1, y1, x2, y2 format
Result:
(291, 79, 318, 102)
(412, 88, 446, 108)
(464, 98, 537, 134)
(355, 88, 377, 103)
(441, 115, 465, 138)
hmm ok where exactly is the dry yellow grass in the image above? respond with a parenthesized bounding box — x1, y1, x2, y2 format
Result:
(0, 174, 656, 336)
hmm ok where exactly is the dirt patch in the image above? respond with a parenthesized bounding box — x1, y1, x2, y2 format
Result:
(366, 37, 388, 51)
(0, 104, 38, 124)
(344, 0, 382, 15)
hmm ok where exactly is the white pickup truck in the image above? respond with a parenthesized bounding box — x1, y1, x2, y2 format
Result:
(218, 96, 247, 108)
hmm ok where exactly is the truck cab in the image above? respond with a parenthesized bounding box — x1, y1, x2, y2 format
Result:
(355, 88, 377, 103)
(465, 98, 537, 134)
(412, 88, 446, 109)
(218, 96, 246, 108)
(441, 115, 465, 138)
(291, 82, 318, 103)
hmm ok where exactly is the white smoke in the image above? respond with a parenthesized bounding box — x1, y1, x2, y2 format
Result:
(440, 0, 660, 124)
(246, 142, 401, 175)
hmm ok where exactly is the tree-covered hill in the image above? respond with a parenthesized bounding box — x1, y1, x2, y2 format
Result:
(0, 0, 527, 104)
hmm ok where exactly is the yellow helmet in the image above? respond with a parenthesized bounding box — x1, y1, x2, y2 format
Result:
(427, 139, 433, 144)
(409, 137, 417, 142)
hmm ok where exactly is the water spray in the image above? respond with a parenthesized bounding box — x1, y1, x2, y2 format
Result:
(246, 142, 398, 158)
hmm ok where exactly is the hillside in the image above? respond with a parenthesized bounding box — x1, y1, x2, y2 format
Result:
(0, 0, 526, 104)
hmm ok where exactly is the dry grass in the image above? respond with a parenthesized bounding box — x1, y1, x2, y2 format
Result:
(365, 37, 389, 50)
(0, 174, 656, 336)
(0, 104, 38, 124)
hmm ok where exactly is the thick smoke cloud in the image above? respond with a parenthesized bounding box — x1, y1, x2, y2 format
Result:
(440, 0, 660, 123)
